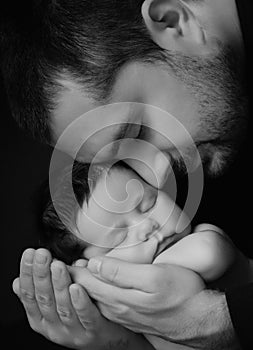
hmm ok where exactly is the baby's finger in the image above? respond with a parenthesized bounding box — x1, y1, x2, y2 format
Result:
(72, 259, 88, 267)
(12, 277, 20, 297)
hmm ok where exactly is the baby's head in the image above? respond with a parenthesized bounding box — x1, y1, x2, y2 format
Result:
(40, 161, 191, 265)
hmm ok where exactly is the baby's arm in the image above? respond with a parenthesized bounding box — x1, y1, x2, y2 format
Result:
(153, 224, 236, 282)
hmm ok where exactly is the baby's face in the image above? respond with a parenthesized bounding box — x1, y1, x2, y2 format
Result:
(76, 166, 191, 263)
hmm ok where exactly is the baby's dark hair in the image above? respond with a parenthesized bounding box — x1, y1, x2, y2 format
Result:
(39, 161, 107, 265)
(39, 160, 126, 265)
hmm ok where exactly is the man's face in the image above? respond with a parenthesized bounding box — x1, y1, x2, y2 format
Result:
(51, 0, 248, 177)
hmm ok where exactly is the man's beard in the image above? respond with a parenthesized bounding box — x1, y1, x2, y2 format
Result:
(169, 140, 240, 178)
(161, 40, 249, 177)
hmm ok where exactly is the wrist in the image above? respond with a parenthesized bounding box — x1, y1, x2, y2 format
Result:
(116, 327, 154, 350)
(175, 290, 240, 350)
(100, 323, 154, 350)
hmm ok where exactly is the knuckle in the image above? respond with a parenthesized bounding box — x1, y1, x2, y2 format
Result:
(78, 314, 94, 326)
(36, 294, 54, 308)
(34, 269, 47, 280)
(77, 312, 99, 330)
(21, 266, 33, 277)
(116, 304, 130, 317)
(57, 307, 72, 320)
(20, 288, 35, 302)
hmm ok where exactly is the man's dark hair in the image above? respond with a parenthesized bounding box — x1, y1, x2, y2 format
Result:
(0, 0, 165, 143)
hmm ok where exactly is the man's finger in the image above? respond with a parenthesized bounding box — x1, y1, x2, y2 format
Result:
(33, 249, 59, 323)
(51, 260, 80, 325)
(19, 248, 42, 322)
(69, 265, 139, 301)
(69, 265, 153, 323)
(12, 277, 20, 297)
(69, 284, 103, 330)
(87, 257, 158, 292)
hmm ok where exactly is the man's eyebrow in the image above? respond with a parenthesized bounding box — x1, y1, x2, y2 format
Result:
(111, 123, 130, 156)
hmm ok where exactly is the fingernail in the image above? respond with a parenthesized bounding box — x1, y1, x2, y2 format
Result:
(88, 258, 102, 274)
(24, 250, 34, 265)
(74, 259, 88, 268)
(35, 252, 47, 264)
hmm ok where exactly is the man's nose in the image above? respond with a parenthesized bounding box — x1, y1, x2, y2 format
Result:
(128, 218, 160, 243)
(118, 139, 171, 189)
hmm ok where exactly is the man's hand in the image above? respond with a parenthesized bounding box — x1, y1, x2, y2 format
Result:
(13, 248, 153, 350)
(69, 258, 240, 349)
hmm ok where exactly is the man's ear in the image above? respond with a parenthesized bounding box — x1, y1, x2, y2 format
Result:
(141, 0, 207, 55)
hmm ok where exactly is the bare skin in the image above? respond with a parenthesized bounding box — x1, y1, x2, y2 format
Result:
(13, 248, 153, 350)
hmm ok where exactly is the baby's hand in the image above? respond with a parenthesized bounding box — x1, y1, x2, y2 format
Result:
(154, 224, 236, 282)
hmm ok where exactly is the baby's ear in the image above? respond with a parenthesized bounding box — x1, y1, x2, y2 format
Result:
(72, 259, 88, 267)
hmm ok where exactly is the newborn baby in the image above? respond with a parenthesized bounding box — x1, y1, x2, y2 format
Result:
(40, 161, 238, 350)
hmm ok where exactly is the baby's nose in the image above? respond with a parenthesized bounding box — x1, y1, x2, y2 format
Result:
(129, 218, 160, 243)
